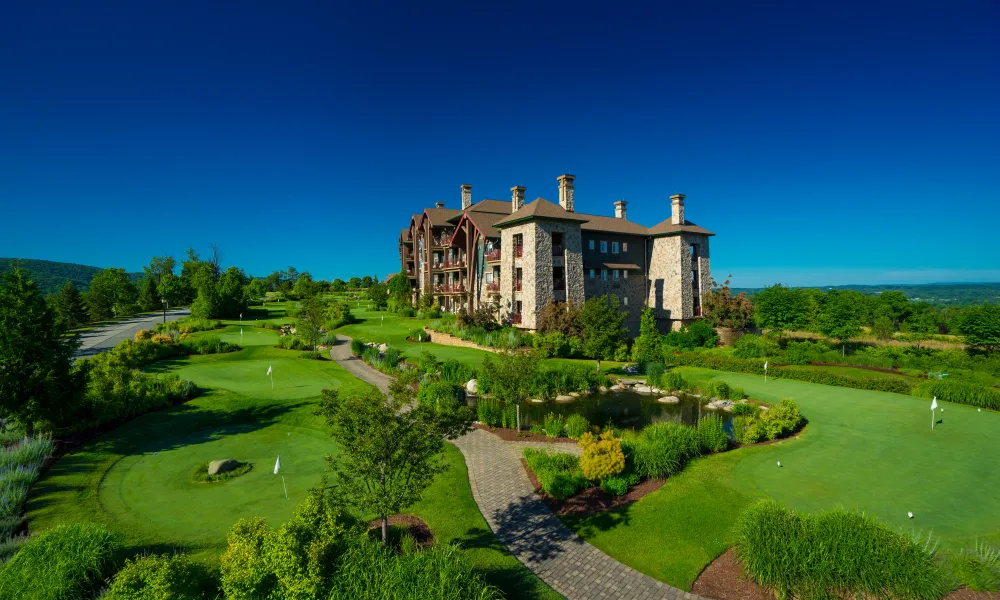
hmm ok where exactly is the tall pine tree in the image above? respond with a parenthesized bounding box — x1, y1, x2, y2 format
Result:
(0, 268, 82, 434)
(55, 280, 89, 329)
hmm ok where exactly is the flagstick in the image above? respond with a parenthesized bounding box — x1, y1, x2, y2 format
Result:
(931, 408, 935, 430)
(281, 476, 288, 500)
(271, 373, 274, 390)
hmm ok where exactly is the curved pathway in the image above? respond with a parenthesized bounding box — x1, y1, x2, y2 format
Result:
(74, 308, 190, 359)
(329, 336, 705, 600)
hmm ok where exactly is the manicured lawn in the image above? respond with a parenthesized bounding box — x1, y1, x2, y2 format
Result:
(778, 363, 918, 384)
(27, 323, 561, 600)
(561, 368, 1000, 590)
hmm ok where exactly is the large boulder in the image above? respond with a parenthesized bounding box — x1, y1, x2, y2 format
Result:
(465, 379, 478, 394)
(657, 396, 681, 404)
(635, 385, 653, 394)
(554, 394, 576, 403)
(208, 459, 240, 476)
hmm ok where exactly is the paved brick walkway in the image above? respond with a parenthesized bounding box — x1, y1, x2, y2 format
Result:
(330, 334, 706, 600)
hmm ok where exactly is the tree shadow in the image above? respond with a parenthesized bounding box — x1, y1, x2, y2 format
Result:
(488, 492, 583, 564)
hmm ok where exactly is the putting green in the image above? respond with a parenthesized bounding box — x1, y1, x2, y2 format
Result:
(99, 422, 338, 553)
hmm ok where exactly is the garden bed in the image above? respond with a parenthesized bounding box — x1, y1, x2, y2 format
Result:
(521, 458, 663, 516)
(366, 514, 434, 547)
(473, 423, 575, 443)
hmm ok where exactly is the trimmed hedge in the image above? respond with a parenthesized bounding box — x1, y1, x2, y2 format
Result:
(911, 379, 1000, 411)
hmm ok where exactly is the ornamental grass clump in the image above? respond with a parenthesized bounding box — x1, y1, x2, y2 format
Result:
(697, 413, 729, 453)
(522, 448, 589, 500)
(736, 499, 951, 600)
(945, 541, 1000, 592)
(565, 414, 590, 440)
(621, 422, 701, 479)
(543, 412, 566, 438)
(0, 522, 124, 600)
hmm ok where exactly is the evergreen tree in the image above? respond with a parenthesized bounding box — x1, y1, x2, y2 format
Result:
(631, 307, 663, 365)
(579, 295, 627, 372)
(138, 276, 160, 312)
(55, 280, 89, 329)
(0, 267, 82, 433)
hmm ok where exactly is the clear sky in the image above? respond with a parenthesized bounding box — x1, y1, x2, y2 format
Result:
(2, 0, 997, 287)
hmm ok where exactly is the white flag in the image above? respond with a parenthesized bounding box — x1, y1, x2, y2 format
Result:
(274, 456, 281, 475)
(764, 361, 768, 370)
(266, 366, 272, 376)
(931, 397, 938, 411)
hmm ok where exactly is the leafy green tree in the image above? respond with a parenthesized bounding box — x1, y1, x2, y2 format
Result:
(579, 295, 627, 372)
(189, 270, 219, 319)
(631, 307, 663, 365)
(818, 290, 862, 354)
(216, 266, 250, 318)
(956, 303, 1000, 354)
(292, 272, 320, 299)
(348, 276, 362, 289)
(702, 277, 755, 329)
(331, 278, 346, 293)
(901, 302, 941, 334)
(875, 291, 912, 327)
(386, 272, 412, 310)
(55, 280, 89, 329)
(296, 296, 327, 353)
(753, 284, 810, 332)
(537, 299, 582, 338)
(871, 315, 895, 340)
(137, 275, 160, 312)
(366, 282, 388, 310)
(0, 267, 82, 434)
(88, 267, 138, 320)
(244, 278, 269, 306)
(360, 275, 373, 288)
(317, 379, 471, 544)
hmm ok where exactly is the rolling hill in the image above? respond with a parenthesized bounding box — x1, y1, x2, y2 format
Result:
(0, 258, 143, 294)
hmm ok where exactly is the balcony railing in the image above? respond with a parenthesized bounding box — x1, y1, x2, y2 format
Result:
(515, 280, 523, 291)
(432, 236, 450, 247)
(511, 312, 522, 324)
(442, 283, 467, 293)
(514, 246, 523, 258)
(553, 278, 565, 291)
(486, 281, 500, 292)
(485, 249, 502, 262)
(552, 244, 564, 255)
(406, 269, 415, 278)
(443, 257, 466, 269)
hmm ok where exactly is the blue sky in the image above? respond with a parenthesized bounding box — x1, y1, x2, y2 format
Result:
(1, 0, 997, 287)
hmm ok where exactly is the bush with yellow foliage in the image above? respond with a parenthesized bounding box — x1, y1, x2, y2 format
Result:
(577, 430, 625, 481)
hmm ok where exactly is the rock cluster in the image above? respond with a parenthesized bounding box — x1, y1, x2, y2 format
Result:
(208, 459, 240, 475)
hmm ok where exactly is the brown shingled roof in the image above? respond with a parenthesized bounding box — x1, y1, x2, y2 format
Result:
(495, 198, 591, 228)
(648, 219, 715, 237)
(578, 214, 651, 235)
(423, 207, 462, 227)
(400, 228, 412, 242)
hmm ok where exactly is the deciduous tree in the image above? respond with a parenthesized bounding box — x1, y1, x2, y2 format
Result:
(88, 267, 138, 321)
(366, 282, 388, 310)
(579, 295, 627, 372)
(818, 290, 862, 354)
(753, 284, 810, 332)
(296, 296, 327, 353)
(957, 303, 1000, 354)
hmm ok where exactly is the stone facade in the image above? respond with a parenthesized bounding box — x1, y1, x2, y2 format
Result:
(646, 233, 712, 331)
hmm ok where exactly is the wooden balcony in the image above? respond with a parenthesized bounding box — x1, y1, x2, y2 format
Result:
(486, 281, 500, 292)
(485, 248, 502, 262)
(442, 257, 466, 270)
(441, 283, 467, 294)
(511, 312, 522, 325)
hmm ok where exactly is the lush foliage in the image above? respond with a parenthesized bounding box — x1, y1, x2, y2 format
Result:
(731, 333, 781, 359)
(0, 522, 123, 600)
(578, 295, 628, 369)
(54, 280, 89, 329)
(475, 399, 517, 429)
(631, 307, 662, 364)
(542, 412, 566, 438)
(0, 267, 83, 434)
(565, 414, 591, 440)
(578, 431, 625, 481)
(956, 303, 1000, 354)
(429, 320, 531, 350)
(522, 448, 589, 500)
(702, 277, 754, 329)
(88, 266, 139, 320)
(736, 500, 950, 600)
(621, 422, 701, 479)
(105, 553, 216, 600)
(911, 379, 1000, 411)
(0, 436, 54, 522)
(662, 319, 719, 350)
(697, 413, 729, 453)
(731, 399, 804, 444)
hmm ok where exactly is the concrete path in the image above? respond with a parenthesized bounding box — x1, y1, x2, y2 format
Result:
(329, 334, 705, 600)
(74, 308, 190, 359)
(328, 335, 392, 394)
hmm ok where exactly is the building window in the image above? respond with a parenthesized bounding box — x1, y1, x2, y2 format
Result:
(623, 269, 628, 279)
(600, 241, 607, 253)
(601, 269, 607, 280)
(612, 241, 619, 254)
(624, 296, 629, 306)
(588, 240, 595, 250)
(588, 269, 595, 279)
(623, 241, 628, 252)
(613, 269, 620, 281)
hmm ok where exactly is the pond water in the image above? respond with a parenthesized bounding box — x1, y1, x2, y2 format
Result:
(469, 390, 734, 432)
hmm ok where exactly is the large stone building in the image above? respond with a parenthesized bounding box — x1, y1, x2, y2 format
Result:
(399, 175, 713, 334)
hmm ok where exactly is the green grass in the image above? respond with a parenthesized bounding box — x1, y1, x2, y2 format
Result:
(27, 312, 561, 599)
(778, 363, 918, 383)
(560, 368, 1000, 590)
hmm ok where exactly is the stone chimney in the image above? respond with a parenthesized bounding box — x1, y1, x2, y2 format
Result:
(614, 200, 627, 219)
(511, 185, 526, 213)
(436, 201, 445, 209)
(557, 174, 576, 212)
(461, 184, 472, 210)
(670, 194, 685, 225)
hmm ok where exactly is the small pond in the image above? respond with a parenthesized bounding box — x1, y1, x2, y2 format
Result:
(468, 390, 735, 432)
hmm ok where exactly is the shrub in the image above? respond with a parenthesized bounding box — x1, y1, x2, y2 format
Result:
(736, 500, 950, 600)
(705, 380, 731, 400)
(732, 334, 781, 359)
(661, 370, 686, 392)
(134, 329, 153, 341)
(523, 449, 589, 500)
(732, 415, 766, 445)
(398, 307, 416, 317)
(350, 338, 366, 356)
(759, 398, 805, 440)
(417, 381, 464, 415)
(663, 320, 719, 350)
(543, 413, 566, 438)
(418, 351, 440, 375)
(439, 359, 475, 386)
(622, 422, 701, 479)
(644, 362, 664, 388)
(599, 473, 639, 497)
(476, 399, 504, 428)
(697, 413, 729, 453)
(407, 328, 428, 342)
(276, 335, 307, 350)
(731, 402, 760, 417)
(578, 431, 625, 481)
(104, 553, 215, 600)
(319, 332, 339, 346)
(182, 335, 240, 355)
(0, 522, 123, 600)
(532, 332, 572, 358)
(727, 386, 745, 400)
(565, 414, 590, 440)
(911, 379, 1000, 411)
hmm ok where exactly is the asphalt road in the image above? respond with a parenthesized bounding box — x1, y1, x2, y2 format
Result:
(74, 308, 191, 359)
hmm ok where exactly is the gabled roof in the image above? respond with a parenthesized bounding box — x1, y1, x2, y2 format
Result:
(648, 219, 715, 237)
(423, 207, 462, 227)
(400, 228, 412, 242)
(444, 199, 513, 224)
(495, 198, 591, 228)
(579, 214, 651, 236)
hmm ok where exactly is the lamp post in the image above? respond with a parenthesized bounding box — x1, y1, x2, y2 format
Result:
(161, 298, 167, 324)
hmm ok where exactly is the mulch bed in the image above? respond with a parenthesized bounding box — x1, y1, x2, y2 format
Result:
(474, 423, 576, 443)
(521, 458, 664, 516)
(692, 548, 1000, 600)
(367, 514, 434, 547)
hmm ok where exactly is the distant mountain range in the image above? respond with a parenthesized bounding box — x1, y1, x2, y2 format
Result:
(733, 282, 1000, 306)
(0, 258, 143, 295)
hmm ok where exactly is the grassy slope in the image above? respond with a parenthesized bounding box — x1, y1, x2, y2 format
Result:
(27, 319, 561, 600)
(562, 368, 1000, 590)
